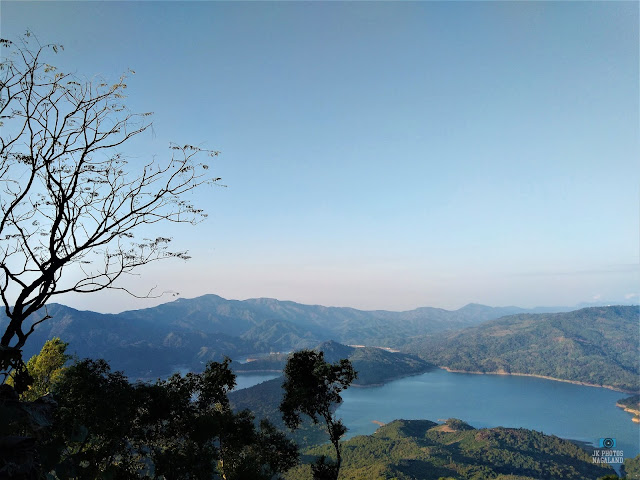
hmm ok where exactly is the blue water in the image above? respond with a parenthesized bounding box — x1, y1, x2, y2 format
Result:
(336, 369, 640, 463)
(234, 373, 279, 391)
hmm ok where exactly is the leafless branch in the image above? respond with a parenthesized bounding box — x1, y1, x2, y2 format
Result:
(0, 34, 221, 369)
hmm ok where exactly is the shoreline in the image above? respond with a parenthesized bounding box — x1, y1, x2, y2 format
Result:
(235, 366, 435, 388)
(439, 367, 638, 395)
(351, 367, 436, 388)
(615, 403, 640, 423)
(234, 369, 282, 374)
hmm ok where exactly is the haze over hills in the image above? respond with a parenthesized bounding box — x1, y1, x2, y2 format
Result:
(1, 294, 582, 378)
(403, 306, 640, 391)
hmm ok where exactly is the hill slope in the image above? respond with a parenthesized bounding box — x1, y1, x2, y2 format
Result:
(2, 295, 560, 378)
(285, 419, 615, 480)
(0, 303, 254, 378)
(233, 340, 433, 386)
(403, 306, 639, 391)
(4, 297, 630, 383)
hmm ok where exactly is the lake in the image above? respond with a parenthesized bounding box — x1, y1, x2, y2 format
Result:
(235, 372, 279, 391)
(335, 369, 639, 465)
(236, 367, 639, 467)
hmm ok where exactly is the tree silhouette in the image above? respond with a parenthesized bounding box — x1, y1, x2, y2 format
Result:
(280, 349, 357, 480)
(0, 33, 221, 383)
(39, 357, 299, 479)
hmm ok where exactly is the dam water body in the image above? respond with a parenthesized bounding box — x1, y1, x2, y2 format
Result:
(236, 368, 639, 465)
(335, 368, 640, 465)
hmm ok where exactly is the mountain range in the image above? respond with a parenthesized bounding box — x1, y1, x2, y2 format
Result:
(1, 294, 577, 378)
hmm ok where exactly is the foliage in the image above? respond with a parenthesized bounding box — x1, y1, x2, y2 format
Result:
(0, 383, 57, 478)
(623, 454, 640, 479)
(443, 418, 474, 431)
(229, 376, 331, 449)
(280, 350, 357, 480)
(285, 419, 616, 480)
(1, 337, 68, 477)
(0, 33, 220, 382)
(34, 357, 298, 479)
(404, 306, 640, 391)
(6, 337, 69, 401)
(617, 395, 640, 410)
(617, 395, 640, 423)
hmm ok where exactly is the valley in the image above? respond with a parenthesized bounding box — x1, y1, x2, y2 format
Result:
(4, 296, 639, 478)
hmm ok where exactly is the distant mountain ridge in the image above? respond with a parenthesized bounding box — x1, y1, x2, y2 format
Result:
(0, 294, 621, 379)
(403, 305, 640, 391)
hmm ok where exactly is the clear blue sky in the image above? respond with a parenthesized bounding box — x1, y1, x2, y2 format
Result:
(2, 1, 638, 312)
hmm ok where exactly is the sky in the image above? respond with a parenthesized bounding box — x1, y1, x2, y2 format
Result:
(1, 1, 638, 313)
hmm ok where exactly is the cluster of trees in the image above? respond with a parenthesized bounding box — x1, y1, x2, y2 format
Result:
(616, 395, 640, 423)
(617, 395, 640, 411)
(283, 419, 623, 480)
(2, 338, 358, 480)
(623, 455, 640, 479)
(4, 339, 297, 479)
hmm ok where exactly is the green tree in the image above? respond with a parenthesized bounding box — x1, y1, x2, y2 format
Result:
(42, 357, 298, 479)
(6, 337, 69, 401)
(0, 32, 220, 385)
(1, 337, 69, 476)
(623, 454, 640, 479)
(280, 349, 357, 480)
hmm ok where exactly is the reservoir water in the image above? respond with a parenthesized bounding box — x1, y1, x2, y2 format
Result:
(235, 368, 640, 465)
(336, 369, 639, 462)
(234, 372, 279, 391)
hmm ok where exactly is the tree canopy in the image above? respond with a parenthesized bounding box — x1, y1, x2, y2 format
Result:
(280, 349, 357, 480)
(6, 336, 69, 401)
(1, 348, 299, 479)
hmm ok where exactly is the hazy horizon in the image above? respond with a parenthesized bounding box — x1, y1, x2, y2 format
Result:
(3, 1, 638, 314)
(41, 291, 639, 317)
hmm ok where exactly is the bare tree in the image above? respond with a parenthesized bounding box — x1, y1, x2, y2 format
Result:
(0, 33, 221, 382)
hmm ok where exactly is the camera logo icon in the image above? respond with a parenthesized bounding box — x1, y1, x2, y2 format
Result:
(599, 438, 616, 448)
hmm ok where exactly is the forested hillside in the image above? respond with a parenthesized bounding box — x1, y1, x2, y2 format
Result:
(625, 455, 640, 479)
(617, 395, 640, 422)
(234, 340, 433, 385)
(284, 419, 616, 480)
(229, 377, 329, 449)
(403, 306, 639, 391)
(229, 340, 433, 449)
(2, 295, 559, 379)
